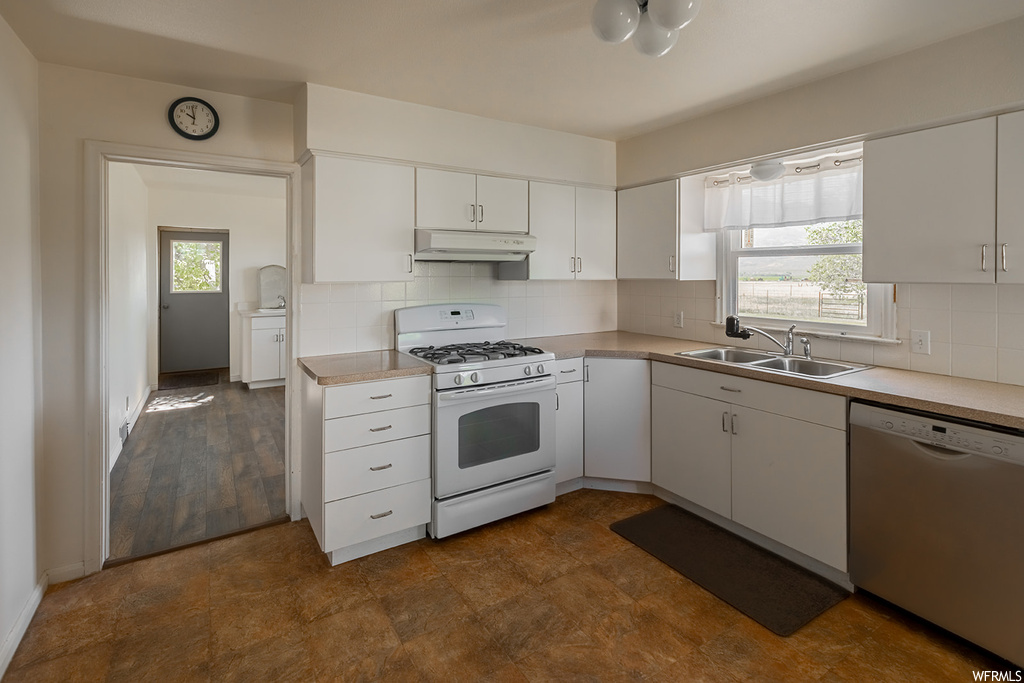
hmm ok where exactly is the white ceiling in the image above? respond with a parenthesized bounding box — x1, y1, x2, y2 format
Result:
(3, 0, 1024, 141)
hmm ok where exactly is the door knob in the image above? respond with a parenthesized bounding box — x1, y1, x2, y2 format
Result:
(161, 304, 169, 309)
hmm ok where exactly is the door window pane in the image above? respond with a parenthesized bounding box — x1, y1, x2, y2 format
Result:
(171, 240, 223, 293)
(459, 403, 539, 469)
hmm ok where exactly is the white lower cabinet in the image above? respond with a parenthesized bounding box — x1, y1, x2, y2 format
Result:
(241, 312, 285, 387)
(301, 373, 432, 564)
(651, 362, 848, 572)
(554, 358, 584, 484)
(584, 358, 651, 481)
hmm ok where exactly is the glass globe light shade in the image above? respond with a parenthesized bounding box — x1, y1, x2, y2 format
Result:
(749, 160, 786, 182)
(592, 0, 640, 44)
(633, 11, 678, 57)
(647, 0, 702, 31)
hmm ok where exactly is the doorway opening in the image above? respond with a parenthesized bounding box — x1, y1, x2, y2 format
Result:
(101, 159, 293, 565)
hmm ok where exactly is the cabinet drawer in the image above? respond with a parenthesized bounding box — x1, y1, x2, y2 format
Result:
(251, 315, 285, 330)
(652, 362, 846, 429)
(324, 478, 431, 550)
(554, 357, 584, 384)
(324, 375, 430, 418)
(324, 435, 430, 502)
(324, 404, 431, 452)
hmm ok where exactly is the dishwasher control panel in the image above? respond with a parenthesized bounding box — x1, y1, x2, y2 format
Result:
(855, 405, 1023, 464)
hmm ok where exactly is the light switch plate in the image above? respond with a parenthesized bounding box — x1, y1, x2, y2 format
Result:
(911, 329, 931, 355)
(673, 311, 684, 328)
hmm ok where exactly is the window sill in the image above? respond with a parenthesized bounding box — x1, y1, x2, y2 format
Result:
(710, 322, 902, 346)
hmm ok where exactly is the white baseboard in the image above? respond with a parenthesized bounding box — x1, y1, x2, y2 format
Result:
(109, 386, 153, 473)
(555, 478, 584, 496)
(45, 562, 85, 586)
(0, 576, 46, 678)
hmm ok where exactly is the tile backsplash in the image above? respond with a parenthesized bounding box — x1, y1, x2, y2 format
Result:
(617, 280, 1024, 387)
(299, 261, 618, 357)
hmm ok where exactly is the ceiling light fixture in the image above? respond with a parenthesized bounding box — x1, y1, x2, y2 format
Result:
(592, 0, 700, 57)
(749, 159, 786, 182)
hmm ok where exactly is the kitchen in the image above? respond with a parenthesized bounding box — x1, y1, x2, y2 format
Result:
(4, 1, 1024, 679)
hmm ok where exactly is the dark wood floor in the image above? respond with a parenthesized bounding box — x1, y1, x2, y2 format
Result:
(108, 371, 287, 562)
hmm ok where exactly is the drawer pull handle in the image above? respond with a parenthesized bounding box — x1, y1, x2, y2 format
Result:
(370, 463, 393, 471)
(720, 386, 742, 393)
(560, 368, 577, 374)
(369, 425, 393, 433)
(370, 394, 393, 400)
(370, 510, 393, 520)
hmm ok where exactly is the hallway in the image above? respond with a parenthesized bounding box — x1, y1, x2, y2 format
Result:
(107, 373, 287, 562)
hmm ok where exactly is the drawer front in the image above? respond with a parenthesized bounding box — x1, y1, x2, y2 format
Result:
(251, 315, 285, 330)
(554, 357, 584, 384)
(324, 404, 431, 452)
(324, 478, 431, 550)
(324, 375, 431, 419)
(324, 435, 430, 502)
(652, 362, 846, 429)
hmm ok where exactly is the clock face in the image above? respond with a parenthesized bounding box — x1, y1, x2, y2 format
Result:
(168, 97, 219, 140)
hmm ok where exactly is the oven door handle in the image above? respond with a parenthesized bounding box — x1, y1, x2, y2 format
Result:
(437, 376, 556, 402)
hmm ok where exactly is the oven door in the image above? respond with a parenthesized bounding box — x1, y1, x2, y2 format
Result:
(433, 375, 556, 500)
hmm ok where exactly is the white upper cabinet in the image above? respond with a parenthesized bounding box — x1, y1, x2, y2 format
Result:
(574, 187, 617, 280)
(302, 154, 415, 283)
(617, 177, 716, 280)
(416, 168, 528, 233)
(998, 110, 1024, 284)
(527, 183, 616, 280)
(863, 117, 997, 283)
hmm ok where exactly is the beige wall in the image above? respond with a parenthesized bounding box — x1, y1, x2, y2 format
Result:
(299, 83, 617, 187)
(618, 16, 1024, 186)
(36, 64, 293, 577)
(0, 13, 41, 676)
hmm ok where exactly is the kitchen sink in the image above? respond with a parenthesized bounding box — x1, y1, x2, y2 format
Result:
(679, 348, 775, 363)
(677, 347, 868, 379)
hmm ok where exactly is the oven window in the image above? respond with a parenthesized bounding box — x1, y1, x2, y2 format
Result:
(458, 402, 540, 469)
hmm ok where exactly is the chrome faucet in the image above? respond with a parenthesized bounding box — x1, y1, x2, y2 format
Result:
(277, 294, 286, 309)
(725, 315, 797, 355)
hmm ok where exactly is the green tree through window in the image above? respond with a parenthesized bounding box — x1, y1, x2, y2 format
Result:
(171, 240, 222, 292)
(805, 220, 865, 298)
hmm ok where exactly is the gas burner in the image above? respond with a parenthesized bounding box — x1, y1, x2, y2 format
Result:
(408, 341, 547, 365)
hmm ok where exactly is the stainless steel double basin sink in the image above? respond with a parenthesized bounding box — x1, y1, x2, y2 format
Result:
(676, 347, 869, 379)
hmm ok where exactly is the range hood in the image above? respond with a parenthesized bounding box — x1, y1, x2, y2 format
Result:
(414, 229, 536, 262)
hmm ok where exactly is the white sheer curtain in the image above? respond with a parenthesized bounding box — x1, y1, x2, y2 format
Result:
(704, 152, 863, 231)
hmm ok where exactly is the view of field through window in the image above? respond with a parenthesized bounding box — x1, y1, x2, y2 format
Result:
(737, 220, 864, 326)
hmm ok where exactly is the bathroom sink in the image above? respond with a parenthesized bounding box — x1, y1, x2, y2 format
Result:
(677, 348, 775, 363)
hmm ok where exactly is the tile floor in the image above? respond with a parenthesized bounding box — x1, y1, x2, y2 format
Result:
(4, 489, 1017, 682)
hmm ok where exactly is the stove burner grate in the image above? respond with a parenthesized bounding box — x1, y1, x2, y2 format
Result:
(408, 341, 546, 364)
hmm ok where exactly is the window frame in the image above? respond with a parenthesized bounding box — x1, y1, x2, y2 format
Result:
(719, 228, 895, 339)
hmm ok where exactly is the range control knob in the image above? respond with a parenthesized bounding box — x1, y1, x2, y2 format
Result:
(524, 366, 532, 376)
(537, 364, 545, 375)
(992, 445, 1005, 456)
(470, 372, 479, 383)
(884, 421, 894, 430)
(454, 375, 463, 386)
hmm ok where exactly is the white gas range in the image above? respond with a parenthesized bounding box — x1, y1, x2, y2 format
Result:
(395, 303, 557, 538)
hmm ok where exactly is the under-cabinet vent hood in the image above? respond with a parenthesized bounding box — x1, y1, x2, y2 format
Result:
(414, 229, 536, 262)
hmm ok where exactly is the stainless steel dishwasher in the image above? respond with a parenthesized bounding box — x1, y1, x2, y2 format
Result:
(849, 401, 1024, 666)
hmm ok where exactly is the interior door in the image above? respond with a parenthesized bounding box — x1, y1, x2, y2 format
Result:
(159, 229, 230, 373)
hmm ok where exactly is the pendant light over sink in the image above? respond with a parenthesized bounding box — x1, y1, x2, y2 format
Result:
(592, 0, 701, 57)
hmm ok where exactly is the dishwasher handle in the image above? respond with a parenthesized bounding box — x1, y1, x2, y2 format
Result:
(909, 440, 975, 462)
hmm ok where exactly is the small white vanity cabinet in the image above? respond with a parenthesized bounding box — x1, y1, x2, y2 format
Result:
(651, 362, 848, 571)
(301, 372, 432, 565)
(241, 311, 286, 388)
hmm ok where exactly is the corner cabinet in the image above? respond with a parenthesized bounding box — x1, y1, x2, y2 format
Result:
(415, 168, 528, 234)
(301, 372, 432, 565)
(524, 182, 616, 280)
(241, 312, 286, 388)
(554, 358, 584, 486)
(617, 175, 716, 281)
(583, 358, 651, 482)
(301, 154, 415, 283)
(651, 362, 848, 572)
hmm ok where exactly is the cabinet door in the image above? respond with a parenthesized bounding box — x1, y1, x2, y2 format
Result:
(476, 175, 529, 233)
(730, 406, 847, 571)
(251, 328, 282, 381)
(583, 358, 651, 481)
(310, 156, 415, 283)
(575, 187, 617, 280)
(998, 111, 1024, 284)
(863, 118, 996, 284)
(651, 386, 731, 518)
(555, 379, 584, 483)
(416, 168, 477, 229)
(528, 182, 577, 279)
(617, 180, 678, 279)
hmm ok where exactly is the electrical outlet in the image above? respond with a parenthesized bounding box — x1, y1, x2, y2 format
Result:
(673, 311, 684, 328)
(911, 329, 931, 355)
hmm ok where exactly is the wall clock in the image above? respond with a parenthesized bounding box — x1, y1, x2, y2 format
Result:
(167, 96, 220, 140)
